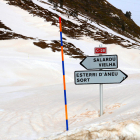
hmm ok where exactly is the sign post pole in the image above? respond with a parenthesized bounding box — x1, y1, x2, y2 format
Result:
(100, 83, 103, 116)
(99, 44, 103, 116)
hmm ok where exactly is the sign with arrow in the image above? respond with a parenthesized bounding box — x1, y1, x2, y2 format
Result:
(80, 55, 118, 70)
(74, 44, 128, 117)
(74, 70, 128, 85)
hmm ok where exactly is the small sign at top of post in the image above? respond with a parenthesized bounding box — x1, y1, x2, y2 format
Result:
(94, 47, 107, 54)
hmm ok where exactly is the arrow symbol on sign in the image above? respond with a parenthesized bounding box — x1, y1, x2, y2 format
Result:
(80, 55, 118, 70)
(74, 70, 128, 85)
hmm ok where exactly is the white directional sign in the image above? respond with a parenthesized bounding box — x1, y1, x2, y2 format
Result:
(74, 70, 128, 85)
(80, 55, 118, 70)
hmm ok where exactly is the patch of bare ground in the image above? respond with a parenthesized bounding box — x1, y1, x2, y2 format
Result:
(0, 20, 11, 30)
(33, 40, 86, 59)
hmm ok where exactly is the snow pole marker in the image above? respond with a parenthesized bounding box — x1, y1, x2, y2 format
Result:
(59, 17, 69, 131)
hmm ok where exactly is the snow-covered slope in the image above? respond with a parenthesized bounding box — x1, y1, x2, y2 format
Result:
(0, 0, 140, 140)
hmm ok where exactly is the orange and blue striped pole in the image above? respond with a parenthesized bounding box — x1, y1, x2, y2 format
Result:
(59, 17, 69, 131)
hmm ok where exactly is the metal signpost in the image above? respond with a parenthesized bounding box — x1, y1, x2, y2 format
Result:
(99, 45, 103, 116)
(74, 45, 128, 116)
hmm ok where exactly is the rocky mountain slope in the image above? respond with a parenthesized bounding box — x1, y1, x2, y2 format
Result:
(1, 0, 140, 59)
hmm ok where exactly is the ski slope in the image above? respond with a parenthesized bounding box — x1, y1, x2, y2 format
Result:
(0, 0, 140, 139)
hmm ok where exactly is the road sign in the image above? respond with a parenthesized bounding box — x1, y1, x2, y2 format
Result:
(74, 70, 128, 85)
(80, 55, 118, 70)
(75, 44, 128, 117)
(94, 47, 107, 54)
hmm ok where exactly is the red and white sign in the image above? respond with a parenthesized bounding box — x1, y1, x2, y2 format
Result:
(94, 47, 107, 54)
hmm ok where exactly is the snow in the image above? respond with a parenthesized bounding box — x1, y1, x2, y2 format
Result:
(0, 0, 59, 40)
(0, 0, 140, 139)
(110, 12, 120, 18)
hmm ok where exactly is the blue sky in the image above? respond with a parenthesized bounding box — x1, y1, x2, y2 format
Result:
(107, 0, 140, 26)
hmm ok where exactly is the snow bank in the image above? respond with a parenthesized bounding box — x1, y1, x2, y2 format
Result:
(44, 121, 140, 140)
